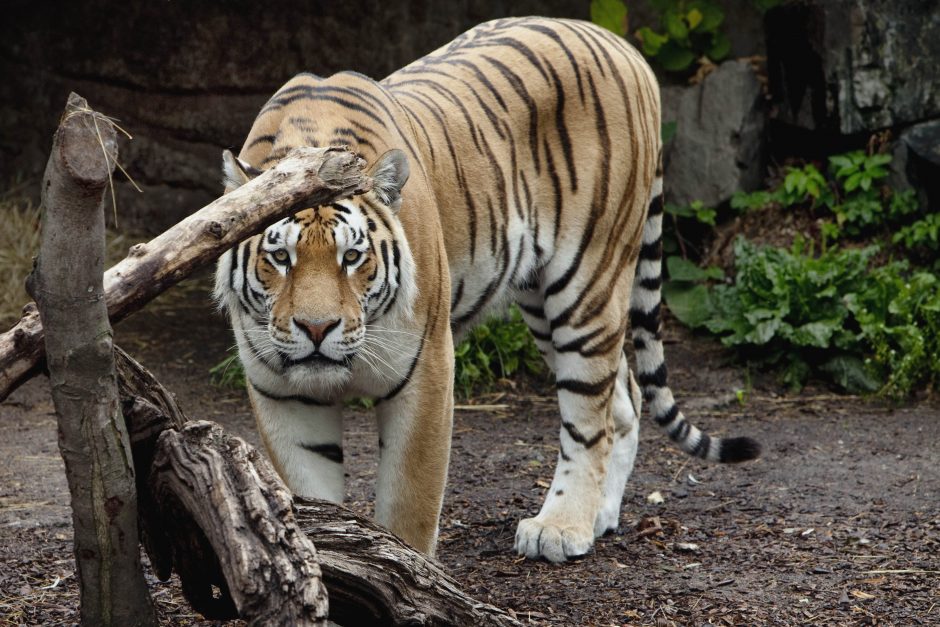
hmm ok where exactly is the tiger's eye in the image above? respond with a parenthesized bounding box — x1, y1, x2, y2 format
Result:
(344, 249, 362, 264)
(272, 249, 289, 263)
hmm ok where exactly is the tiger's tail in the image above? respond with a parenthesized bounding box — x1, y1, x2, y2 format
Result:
(628, 166, 761, 463)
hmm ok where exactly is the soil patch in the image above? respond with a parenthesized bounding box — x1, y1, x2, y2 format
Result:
(1, 280, 937, 625)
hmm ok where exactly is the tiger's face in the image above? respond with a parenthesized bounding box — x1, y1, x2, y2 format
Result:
(215, 149, 415, 391)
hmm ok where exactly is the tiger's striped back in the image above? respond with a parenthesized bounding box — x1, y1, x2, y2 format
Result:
(384, 18, 661, 334)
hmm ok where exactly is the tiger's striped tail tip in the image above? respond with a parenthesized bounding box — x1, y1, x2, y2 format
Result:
(719, 437, 762, 463)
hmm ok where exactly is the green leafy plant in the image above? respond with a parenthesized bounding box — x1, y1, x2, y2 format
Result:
(454, 305, 544, 397)
(635, 0, 730, 72)
(209, 350, 246, 388)
(664, 236, 940, 397)
(730, 150, 931, 245)
(591, 0, 629, 35)
(847, 267, 940, 398)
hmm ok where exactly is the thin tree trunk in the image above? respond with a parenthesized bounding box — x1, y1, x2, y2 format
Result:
(27, 93, 157, 626)
(1, 141, 370, 401)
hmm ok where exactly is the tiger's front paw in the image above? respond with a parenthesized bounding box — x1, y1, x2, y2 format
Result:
(514, 516, 595, 563)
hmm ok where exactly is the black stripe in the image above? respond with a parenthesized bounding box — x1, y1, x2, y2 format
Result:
(655, 404, 680, 427)
(637, 362, 668, 389)
(562, 421, 605, 449)
(542, 71, 611, 298)
(249, 378, 331, 406)
(247, 134, 277, 150)
(556, 369, 618, 396)
(639, 275, 662, 290)
(300, 443, 344, 463)
(544, 59, 577, 192)
(670, 418, 691, 442)
(521, 23, 585, 104)
(553, 327, 604, 354)
(518, 302, 545, 319)
(530, 328, 551, 342)
(638, 239, 662, 261)
(379, 333, 426, 402)
(691, 433, 712, 458)
(480, 54, 541, 173)
(648, 195, 664, 216)
(630, 303, 661, 335)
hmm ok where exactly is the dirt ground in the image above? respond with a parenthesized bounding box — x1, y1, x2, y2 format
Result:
(1, 278, 937, 626)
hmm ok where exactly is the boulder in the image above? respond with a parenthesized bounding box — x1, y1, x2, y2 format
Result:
(891, 120, 940, 211)
(662, 60, 766, 208)
(766, 0, 940, 135)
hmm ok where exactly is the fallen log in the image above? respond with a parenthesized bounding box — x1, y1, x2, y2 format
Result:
(0, 140, 372, 402)
(295, 500, 523, 627)
(115, 348, 521, 626)
(29, 92, 157, 626)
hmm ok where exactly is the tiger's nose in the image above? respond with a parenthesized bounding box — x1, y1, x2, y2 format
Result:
(294, 318, 340, 345)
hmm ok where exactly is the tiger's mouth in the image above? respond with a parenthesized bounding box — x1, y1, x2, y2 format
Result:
(280, 350, 352, 370)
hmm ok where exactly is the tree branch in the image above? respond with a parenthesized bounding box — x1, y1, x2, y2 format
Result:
(1, 143, 371, 401)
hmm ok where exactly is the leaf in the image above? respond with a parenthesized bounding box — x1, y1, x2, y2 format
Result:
(819, 355, 880, 392)
(636, 26, 668, 56)
(664, 10, 688, 40)
(789, 320, 838, 347)
(845, 172, 862, 192)
(590, 0, 629, 36)
(657, 41, 696, 71)
(707, 32, 731, 61)
(697, 2, 725, 31)
(662, 282, 712, 328)
(665, 202, 693, 217)
(686, 8, 703, 29)
(666, 256, 724, 281)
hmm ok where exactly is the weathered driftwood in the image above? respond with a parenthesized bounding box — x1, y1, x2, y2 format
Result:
(116, 348, 329, 624)
(0, 143, 372, 402)
(152, 422, 330, 626)
(28, 93, 157, 627)
(115, 348, 521, 626)
(295, 500, 523, 627)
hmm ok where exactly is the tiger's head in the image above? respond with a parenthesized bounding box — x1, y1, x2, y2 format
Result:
(214, 149, 416, 392)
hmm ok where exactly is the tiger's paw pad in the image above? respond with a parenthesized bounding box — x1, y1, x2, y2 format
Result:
(514, 517, 594, 563)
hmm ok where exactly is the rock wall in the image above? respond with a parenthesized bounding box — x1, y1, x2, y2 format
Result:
(0, 0, 586, 232)
(766, 0, 940, 135)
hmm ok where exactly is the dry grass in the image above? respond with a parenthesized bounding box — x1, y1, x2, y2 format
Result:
(0, 179, 141, 329)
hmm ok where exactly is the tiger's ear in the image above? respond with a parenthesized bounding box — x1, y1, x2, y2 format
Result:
(221, 149, 261, 193)
(368, 149, 410, 214)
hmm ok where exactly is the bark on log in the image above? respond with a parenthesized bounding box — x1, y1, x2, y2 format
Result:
(0, 143, 371, 401)
(115, 348, 521, 626)
(29, 92, 157, 627)
(152, 422, 330, 626)
(295, 500, 523, 627)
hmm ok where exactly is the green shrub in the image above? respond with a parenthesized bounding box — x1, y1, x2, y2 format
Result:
(730, 150, 930, 245)
(453, 305, 544, 397)
(665, 237, 940, 397)
(590, 0, 730, 73)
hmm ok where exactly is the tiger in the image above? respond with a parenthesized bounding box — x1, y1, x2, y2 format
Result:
(214, 16, 761, 562)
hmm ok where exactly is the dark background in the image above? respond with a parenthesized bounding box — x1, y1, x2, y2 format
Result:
(0, 0, 592, 229)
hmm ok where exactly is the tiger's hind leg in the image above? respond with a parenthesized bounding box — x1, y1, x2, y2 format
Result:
(594, 353, 642, 537)
(513, 290, 627, 562)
